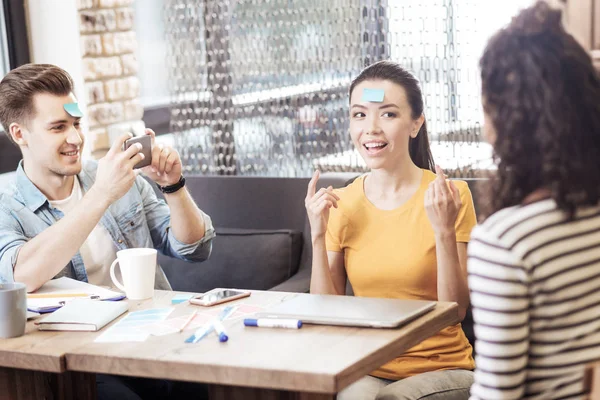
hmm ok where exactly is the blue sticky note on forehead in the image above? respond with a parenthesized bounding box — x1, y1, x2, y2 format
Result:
(63, 103, 83, 118)
(362, 88, 385, 102)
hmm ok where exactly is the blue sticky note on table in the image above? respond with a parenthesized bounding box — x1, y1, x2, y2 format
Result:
(171, 294, 193, 304)
(362, 88, 385, 102)
(63, 103, 84, 118)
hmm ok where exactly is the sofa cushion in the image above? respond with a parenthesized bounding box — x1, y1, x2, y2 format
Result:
(160, 227, 303, 293)
(0, 133, 20, 174)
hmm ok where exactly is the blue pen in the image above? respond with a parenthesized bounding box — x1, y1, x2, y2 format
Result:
(213, 320, 228, 342)
(185, 305, 237, 343)
(29, 306, 61, 314)
(101, 295, 127, 301)
(186, 321, 215, 344)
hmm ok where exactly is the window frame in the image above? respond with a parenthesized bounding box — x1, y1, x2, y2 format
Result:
(3, 0, 29, 69)
(0, 0, 30, 174)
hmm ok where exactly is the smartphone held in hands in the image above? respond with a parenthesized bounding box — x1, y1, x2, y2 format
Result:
(190, 288, 251, 307)
(123, 135, 152, 169)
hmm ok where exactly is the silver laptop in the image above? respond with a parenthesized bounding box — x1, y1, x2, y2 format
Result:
(254, 294, 436, 328)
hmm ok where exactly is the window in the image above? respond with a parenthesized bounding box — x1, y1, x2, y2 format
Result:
(153, 0, 533, 176)
(381, 0, 532, 174)
(0, 3, 10, 77)
(134, 0, 170, 109)
(0, 0, 30, 174)
(133, 0, 172, 136)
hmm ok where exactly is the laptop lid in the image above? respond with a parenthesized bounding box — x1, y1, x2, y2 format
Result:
(254, 294, 436, 328)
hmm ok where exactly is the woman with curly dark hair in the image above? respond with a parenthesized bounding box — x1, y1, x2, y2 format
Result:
(467, 2, 600, 399)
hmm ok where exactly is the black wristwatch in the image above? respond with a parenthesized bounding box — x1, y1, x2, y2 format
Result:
(158, 175, 186, 194)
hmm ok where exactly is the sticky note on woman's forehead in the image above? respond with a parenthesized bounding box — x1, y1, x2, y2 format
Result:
(362, 88, 385, 102)
(63, 103, 83, 118)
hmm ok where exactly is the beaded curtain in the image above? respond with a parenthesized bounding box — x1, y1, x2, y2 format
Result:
(165, 0, 494, 177)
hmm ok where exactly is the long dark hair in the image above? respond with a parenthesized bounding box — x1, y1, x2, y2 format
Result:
(480, 1, 600, 218)
(349, 60, 435, 171)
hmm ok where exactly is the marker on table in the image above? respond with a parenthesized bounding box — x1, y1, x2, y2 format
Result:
(213, 320, 229, 342)
(186, 321, 213, 344)
(185, 306, 236, 344)
(244, 318, 302, 329)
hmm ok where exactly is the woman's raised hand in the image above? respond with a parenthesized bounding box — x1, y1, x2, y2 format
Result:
(305, 170, 340, 239)
(424, 165, 462, 235)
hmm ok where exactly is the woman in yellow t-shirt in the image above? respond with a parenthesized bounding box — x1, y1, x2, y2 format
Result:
(306, 61, 476, 400)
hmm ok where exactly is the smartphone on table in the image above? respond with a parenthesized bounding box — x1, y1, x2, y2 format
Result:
(190, 288, 251, 307)
(123, 135, 152, 169)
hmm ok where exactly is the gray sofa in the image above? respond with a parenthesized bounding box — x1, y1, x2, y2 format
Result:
(157, 172, 358, 294)
(0, 133, 20, 174)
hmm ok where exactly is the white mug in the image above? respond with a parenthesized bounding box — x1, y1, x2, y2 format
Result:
(110, 248, 157, 300)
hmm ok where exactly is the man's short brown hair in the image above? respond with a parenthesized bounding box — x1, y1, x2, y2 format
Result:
(0, 64, 74, 145)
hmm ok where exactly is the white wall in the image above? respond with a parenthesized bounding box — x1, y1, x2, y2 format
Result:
(25, 0, 90, 156)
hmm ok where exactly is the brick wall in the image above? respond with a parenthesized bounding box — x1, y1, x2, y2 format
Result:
(77, 0, 144, 157)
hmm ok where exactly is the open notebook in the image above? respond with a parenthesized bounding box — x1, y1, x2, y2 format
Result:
(27, 277, 125, 313)
(36, 298, 129, 331)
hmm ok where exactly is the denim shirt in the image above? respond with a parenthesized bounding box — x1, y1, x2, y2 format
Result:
(0, 160, 215, 289)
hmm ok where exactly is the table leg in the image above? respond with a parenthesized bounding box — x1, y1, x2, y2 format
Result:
(209, 385, 335, 400)
(0, 367, 96, 400)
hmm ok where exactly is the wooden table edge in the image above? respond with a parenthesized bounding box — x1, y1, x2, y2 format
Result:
(334, 302, 460, 392)
(66, 355, 339, 393)
(0, 352, 65, 373)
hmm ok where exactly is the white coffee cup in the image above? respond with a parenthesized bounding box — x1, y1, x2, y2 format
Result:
(110, 248, 157, 300)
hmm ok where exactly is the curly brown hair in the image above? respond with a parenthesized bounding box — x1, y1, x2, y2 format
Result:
(480, 1, 600, 218)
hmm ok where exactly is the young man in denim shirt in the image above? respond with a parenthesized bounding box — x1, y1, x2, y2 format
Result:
(0, 64, 215, 398)
(0, 63, 214, 292)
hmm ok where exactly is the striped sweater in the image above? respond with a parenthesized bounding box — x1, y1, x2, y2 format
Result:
(467, 199, 600, 400)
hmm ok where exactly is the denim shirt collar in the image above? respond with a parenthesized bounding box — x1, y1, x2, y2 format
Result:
(16, 160, 95, 213)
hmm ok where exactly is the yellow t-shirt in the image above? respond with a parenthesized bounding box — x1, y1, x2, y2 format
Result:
(326, 169, 476, 380)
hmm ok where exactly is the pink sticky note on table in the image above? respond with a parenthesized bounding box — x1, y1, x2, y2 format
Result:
(236, 304, 265, 314)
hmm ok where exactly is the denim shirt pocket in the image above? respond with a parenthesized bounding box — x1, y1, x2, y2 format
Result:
(114, 203, 147, 246)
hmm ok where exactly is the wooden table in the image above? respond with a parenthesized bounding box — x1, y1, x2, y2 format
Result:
(0, 306, 98, 399)
(0, 290, 459, 400)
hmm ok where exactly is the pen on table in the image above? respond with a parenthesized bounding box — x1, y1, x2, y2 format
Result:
(100, 295, 126, 301)
(243, 318, 302, 329)
(186, 322, 213, 344)
(185, 306, 236, 344)
(213, 320, 229, 342)
(179, 311, 197, 333)
(57, 295, 124, 305)
(27, 293, 99, 299)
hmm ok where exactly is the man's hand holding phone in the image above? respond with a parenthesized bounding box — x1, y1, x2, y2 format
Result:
(123, 135, 152, 169)
(139, 128, 183, 188)
(91, 132, 146, 206)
